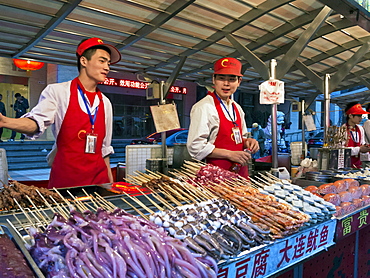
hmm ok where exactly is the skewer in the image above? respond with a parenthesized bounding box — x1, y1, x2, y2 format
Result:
(148, 192, 174, 210)
(11, 213, 31, 237)
(49, 196, 68, 219)
(6, 219, 28, 245)
(94, 194, 116, 211)
(25, 196, 50, 225)
(122, 192, 154, 214)
(154, 183, 185, 206)
(144, 169, 162, 179)
(66, 190, 88, 212)
(36, 189, 56, 214)
(12, 198, 37, 229)
(136, 188, 164, 211)
(120, 197, 148, 220)
(26, 208, 46, 230)
(52, 188, 72, 207)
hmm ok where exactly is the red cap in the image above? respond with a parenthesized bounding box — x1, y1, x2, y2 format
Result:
(345, 103, 369, 115)
(213, 57, 243, 76)
(76, 37, 121, 64)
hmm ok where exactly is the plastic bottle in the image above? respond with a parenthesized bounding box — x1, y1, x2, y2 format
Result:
(229, 163, 241, 173)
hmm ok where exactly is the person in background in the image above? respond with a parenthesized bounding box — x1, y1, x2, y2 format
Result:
(8, 93, 29, 142)
(251, 123, 265, 159)
(343, 102, 370, 168)
(361, 103, 370, 168)
(0, 94, 5, 142)
(187, 57, 259, 178)
(0, 37, 121, 188)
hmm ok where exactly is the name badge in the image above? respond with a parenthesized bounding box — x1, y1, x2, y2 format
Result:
(232, 127, 242, 144)
(85, 134, 97, 154)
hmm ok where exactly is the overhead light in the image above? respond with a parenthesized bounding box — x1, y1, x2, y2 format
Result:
(341, 30, 351, 36)
(339, 14, 344, 19)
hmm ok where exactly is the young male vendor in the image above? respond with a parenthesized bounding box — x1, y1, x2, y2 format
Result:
(0, 37, 121, 188)
(187, 57, 259, 178)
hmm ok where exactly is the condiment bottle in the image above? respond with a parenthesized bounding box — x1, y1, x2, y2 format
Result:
(229, 163, 241, 173)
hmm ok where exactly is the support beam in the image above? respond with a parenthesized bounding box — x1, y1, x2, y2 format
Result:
(329, 41, 370, 92)
(276, 6, 332, 79)
(13, 0, 82, 58)
(163, 56, 187, 98)
(226, 34, 270, 80)
(294, 60, 323, 92)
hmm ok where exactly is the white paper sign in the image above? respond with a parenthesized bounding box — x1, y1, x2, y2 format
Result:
(303, 115, 317, 131)
(259, 79, 285, 104)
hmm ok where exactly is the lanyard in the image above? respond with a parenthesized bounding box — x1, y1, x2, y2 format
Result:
(78, 86, 99, 131)
(348, 125, 359, 143)
(215, 93, 237, 126)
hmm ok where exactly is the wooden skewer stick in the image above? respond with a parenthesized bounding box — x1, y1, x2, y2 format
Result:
(122, 192, 155, 214)
(136, 188, 164, 212)
(25, 196, 50, 225)
(49, 196, 69, 219)
(6, 219, 28, 245)
(26, 208, 46, 231)
(94, 193, 116, 211)
(66, 190, 88, 212)
(154, 183, 185, 206)
(120, 197, 148, 220)
(36, 190, 56, 214)
(11, 213, 31, 237)
(12, 198, 37, 230)
(148, 192, 174, 210)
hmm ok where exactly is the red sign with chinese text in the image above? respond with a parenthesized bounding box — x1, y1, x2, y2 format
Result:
(335, 205, 369, 240)
(100, 78, 187, 94)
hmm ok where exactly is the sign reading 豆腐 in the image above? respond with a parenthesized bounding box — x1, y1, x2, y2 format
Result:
(217, 219, 336, 278)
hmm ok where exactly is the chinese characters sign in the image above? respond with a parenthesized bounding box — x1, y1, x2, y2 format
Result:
(217, 219, 336, 278)
(101, 78, 187, 94)
(336, 206, 369, 240)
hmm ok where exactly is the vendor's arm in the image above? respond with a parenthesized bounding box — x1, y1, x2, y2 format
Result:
(0, 113, 38, 135)
(104, 156, 113, 183)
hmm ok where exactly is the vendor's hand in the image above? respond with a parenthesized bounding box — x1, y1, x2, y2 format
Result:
(227, 150, 252, 166)
(360, 144, 370, 153)
(244, 138, 259, 154)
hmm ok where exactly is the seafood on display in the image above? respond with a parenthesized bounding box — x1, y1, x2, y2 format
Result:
(149, 198, 272, 261)
(209, 182, 311, 238)
(305, 178, 370, 217)
(260, 179, 336, 224)
(13, 193, 218, 278)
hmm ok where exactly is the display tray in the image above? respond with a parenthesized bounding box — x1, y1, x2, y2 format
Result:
(0, 223, 44, 278)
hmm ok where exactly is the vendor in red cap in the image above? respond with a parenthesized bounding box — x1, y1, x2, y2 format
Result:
(0, 37, 121, 188)
(343, 102, 370, 168)
(187, 57, 259, 178)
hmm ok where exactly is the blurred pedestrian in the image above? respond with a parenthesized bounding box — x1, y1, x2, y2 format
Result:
(251, 123, 265, 159)
(8, 93, 29, 142)
(0, 94, 5, 142)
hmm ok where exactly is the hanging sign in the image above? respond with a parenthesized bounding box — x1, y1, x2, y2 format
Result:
(259, 79, 285, 104)
(150, 103, 181, 133)
(303, 115, 316, 131)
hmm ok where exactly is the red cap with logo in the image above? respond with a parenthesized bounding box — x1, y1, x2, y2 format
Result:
(213, 57, 243, 76)
(76, 37, 121, 64)
(345, 103, 369, 115)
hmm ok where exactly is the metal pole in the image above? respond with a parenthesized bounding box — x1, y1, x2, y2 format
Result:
(270, 59, 279, 176)
(301, 99, 306, 160)
(324, 74, 331, 136)
(160, 81, 168, 174)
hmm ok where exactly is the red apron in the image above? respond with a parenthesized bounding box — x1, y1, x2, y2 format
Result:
(48, 78, 109, 188)
(206, 92, 249, 178)
(347, 124, 362, 168)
